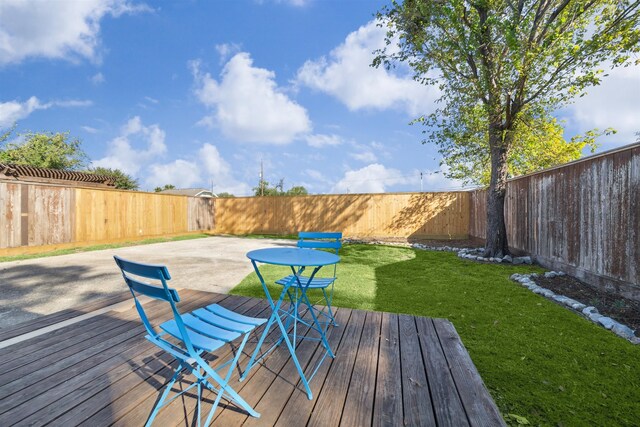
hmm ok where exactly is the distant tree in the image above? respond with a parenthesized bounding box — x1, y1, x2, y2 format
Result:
(376, 0, 640, 257)
(286, 186, 308, 196)
(90, 167, 139, 190)
(216, 192, 235, 198)
(253, 179, 308, 196)
(154, 184, 176, 192)
(253, 180, 279, 196)
(0, 131, 88, 170)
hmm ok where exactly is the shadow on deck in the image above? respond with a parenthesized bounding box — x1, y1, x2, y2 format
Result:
(0, 290, 505, 426)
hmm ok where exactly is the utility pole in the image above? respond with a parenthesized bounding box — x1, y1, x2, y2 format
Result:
(260, 160, 264, 196)
(420, 172, 423, 192)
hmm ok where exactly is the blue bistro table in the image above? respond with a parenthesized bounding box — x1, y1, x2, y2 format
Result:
(241, 247, 340, 399)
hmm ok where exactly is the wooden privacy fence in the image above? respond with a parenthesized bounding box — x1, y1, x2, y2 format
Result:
(2, 144, 637, 300)
(0, 183, 214, 255)
(214, 192, 470, 240)
(470, 143, 640, 299)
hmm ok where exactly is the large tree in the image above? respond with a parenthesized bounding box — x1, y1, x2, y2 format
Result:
(376, 0, 640, 257)
(0, 131, 88, 170)
(440, 110, 609, 185)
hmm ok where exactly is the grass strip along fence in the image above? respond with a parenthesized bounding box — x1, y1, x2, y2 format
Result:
(231, 244, 640, 426)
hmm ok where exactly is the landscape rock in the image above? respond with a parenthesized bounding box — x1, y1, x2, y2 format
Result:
(541, 289, 555, 298)
(589, 312, 603, 323)
(597, 317, 617, 330)
(570, 302, 586, 311)
(522, 256, 533, 265)
(552, 295, 569, 304)
(508, 272, 636, 343)
(512, 257, 524, 265)
(612, 323, 636, 339)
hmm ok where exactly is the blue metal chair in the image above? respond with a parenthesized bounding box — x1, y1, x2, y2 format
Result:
(275, 232, 342, 329)
(114, 256, 266, 427)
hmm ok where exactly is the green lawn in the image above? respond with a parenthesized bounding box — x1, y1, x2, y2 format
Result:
(231, 244, 640, 426)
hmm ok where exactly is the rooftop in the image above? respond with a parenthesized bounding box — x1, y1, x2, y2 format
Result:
(159, 188, 214, 197)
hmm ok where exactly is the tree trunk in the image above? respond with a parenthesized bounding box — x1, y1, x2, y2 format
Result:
(484, 126, 510, 258)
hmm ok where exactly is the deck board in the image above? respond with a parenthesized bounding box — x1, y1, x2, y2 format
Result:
(339, 310, 381, 427)
(415, 316, 470, 427)
(0, 291, 506, 426)
(399, 314, 437, 426)
(373, 312, 403, 426)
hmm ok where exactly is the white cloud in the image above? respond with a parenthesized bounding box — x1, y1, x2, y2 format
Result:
(350, 150, 377, 163)
(0, 97, 46, 127)
(55, 99, 93, 108)
(305, 133, 342, 148)
(564, 64, 640, 147)
(0, 96, 92, 127)
(296, 20, 439, 116)
(199, 143, 251, 195)
(332, 163, 411, 194)
(82, 126, 99, 133)
(348, 140, 386, 163)
(215, 43, 241, 63)
(92, 116, 166, 175)
(304, 169, 332, 191)
(92, 118, 251, 194)
(191, 53, 311, 144)
(331, 163, 468, 194)
(90, 72, 105, 84)
(0, 0, 151, 66)
(279, 0, 309, 6)
(420, 165, 469, 191)
(145, 159, 201, 189)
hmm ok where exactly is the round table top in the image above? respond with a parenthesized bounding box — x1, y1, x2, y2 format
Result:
(247, 247, 340, 267)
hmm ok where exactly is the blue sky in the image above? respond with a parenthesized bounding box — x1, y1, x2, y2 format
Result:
(1, 0, 638, 195)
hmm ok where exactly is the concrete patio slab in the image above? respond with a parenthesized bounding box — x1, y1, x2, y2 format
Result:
(0, 236, 293, 328)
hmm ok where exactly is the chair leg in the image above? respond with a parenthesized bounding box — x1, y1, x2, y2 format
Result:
(298, 289, 335, 359)
(196, 377, 202, 427)
(145, 362, 185, 427)
(322, 286, 338, 327)
(201, 333, 260, 426)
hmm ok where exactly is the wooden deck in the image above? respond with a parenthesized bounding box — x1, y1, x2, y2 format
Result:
(0, 291, 505, 426)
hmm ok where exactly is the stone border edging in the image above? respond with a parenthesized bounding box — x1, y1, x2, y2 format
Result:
(343, 240, 638, 344)
(510, 272, 639, 344)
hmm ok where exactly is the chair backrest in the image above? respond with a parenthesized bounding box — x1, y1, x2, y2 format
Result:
(114, 256, 195, 353)
(297, 231, 342, 254)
